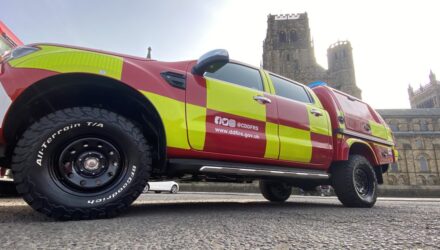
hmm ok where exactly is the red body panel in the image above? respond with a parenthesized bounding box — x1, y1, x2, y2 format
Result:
(310, 133, 333, 165)
(275, 96, 310, 131)
(121, 58, 189, 102)
(203, 109, 267, 158)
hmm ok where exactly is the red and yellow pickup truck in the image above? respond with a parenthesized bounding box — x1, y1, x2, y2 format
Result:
(0, 22, 397, 220)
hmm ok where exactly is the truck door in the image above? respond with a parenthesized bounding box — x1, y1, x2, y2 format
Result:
(185, 62, 279, 159)
(268, 74, 333, 166)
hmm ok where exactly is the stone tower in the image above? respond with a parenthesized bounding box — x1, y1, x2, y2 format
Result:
(263, 13, 326, 84)
(408, 70, 440, 108)
(263, 13, 362, 99)
(327, 41, 361, 98)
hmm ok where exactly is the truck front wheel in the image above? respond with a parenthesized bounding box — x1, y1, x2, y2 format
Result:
(260, 180, 292, 202)
(11, 107, 152, 220)
(331, 155, 378, 208)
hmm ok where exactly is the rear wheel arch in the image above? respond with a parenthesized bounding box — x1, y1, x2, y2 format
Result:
(3, 73, 167, 172)
(348, 142, 378, 166)
(348, 141, 383, 184)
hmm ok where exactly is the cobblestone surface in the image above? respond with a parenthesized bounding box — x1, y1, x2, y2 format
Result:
(0, 193, 439, 249)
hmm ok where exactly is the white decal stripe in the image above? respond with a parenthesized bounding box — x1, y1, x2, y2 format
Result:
(0, 80, 12, 128)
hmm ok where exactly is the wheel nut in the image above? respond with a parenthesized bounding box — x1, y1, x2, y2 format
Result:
(108, 172, 113, 177)
(109, 151, 114, 156)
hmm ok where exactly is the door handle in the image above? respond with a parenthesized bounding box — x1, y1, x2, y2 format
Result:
(310, 108, 323, 117)
(253, 95, 272, 104)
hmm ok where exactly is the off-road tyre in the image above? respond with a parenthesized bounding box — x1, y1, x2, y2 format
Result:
(331, 155, 378, 208)
(260, 180, 292, 202)
(11, 107, 152, 220)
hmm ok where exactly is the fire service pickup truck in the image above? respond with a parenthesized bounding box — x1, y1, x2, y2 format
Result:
(0, 23, 397, 220)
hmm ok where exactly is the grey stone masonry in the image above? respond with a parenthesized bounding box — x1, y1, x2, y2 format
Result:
(263, 13, 362, 99)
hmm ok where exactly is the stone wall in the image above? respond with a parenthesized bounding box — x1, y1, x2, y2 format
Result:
(378, 109, 440, 186)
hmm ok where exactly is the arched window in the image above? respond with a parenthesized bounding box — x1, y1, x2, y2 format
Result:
(289, 31, 297, 43)
(279, 31, 286, 43)
(419, 156, 429, 172)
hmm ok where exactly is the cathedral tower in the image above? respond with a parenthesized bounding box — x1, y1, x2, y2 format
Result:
(263, 13, 326, 84)
(263, 13, 362, 99)
(327, 41, 361, 99)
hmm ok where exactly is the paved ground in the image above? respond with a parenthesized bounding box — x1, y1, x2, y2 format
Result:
(0, 193, 439, 249)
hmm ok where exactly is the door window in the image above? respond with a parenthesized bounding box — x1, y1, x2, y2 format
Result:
(270, 74, 312, 103)
(204, 63, 264, 91)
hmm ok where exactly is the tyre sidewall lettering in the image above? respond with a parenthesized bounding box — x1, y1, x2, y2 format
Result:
(35, 121, 104, 167)
(29, 119, 143, 208)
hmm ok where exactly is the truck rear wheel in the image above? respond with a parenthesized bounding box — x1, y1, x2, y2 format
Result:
(11, 107, 152, 220)
(331, 155, 378, 208)
(260, 180, 292, 202)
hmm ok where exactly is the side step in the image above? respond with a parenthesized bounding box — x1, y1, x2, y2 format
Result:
(199, 166, 329, 180)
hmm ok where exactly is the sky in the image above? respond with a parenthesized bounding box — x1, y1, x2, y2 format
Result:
(1, 0, 440, 109)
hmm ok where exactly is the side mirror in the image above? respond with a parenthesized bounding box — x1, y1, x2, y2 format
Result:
(192, 49, 229, 75)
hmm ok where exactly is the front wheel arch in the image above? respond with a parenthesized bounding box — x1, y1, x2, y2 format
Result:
(3, 73, 167, 172)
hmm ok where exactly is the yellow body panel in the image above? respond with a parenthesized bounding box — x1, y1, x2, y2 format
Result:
(206, 77, 266, 122)
(186, 104, 207, 150)
(278, 125, 312, 163)
(141, 91, 190, 150)
(369, 120, 389, 140)
(9, 45, 123, 80)
(306, 105, 332, 136)
(264, 122, 279, 159)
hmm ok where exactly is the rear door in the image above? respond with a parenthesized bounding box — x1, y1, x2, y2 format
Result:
(268, 74, 333, 166)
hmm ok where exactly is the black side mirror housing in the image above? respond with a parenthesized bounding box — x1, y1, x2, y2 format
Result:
(192, 49, 229, 75)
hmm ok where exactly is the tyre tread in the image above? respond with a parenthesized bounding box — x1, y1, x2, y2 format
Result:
(11, 107, 152, 220)
(331, 155, 377, 208)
